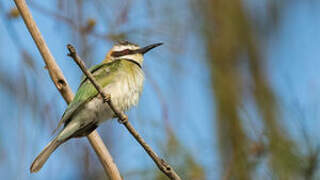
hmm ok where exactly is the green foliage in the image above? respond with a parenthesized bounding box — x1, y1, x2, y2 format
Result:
(200, 0, 311, 179)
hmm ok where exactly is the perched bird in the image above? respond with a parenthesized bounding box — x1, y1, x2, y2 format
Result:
(30, 41, 163, 173)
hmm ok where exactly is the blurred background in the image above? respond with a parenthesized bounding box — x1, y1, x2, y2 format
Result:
(0, 0, 320, 179)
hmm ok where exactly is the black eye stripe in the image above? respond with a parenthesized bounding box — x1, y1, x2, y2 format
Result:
(111, 49, 139, 57)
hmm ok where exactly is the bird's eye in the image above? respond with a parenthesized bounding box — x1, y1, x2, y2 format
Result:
(111, 49, 132, 57)
(123, 49, 130, 54)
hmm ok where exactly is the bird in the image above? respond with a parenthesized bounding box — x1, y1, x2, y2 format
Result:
(30, 41, 163, 173)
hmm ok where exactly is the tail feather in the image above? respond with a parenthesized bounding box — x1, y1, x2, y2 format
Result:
(30, 138, 62, 173)
(30, 120, 81, 173)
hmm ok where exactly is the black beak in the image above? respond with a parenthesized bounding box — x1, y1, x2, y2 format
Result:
(138, 42, 163, 54)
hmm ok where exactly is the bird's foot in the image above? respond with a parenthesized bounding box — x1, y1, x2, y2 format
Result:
(103, 94, 111, 102)
(118, 116, 128, 124)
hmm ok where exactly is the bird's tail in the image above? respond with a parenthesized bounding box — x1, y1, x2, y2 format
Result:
(30, 137, 63, 173)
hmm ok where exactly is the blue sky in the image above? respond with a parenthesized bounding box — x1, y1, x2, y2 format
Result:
(0, 0, 320, 179)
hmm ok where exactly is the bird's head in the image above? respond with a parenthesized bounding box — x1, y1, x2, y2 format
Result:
(104, 41, 163, 66)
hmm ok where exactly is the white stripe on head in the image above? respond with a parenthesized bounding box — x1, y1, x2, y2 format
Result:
(111, 44, 140, 52)
(111, 41, 140, 52)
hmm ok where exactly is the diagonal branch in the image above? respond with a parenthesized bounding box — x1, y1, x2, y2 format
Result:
(67, 44, 181, 180)
(12, 0, 121, 179)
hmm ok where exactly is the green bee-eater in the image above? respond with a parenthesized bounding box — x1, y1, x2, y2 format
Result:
(30, 41, 163, 173)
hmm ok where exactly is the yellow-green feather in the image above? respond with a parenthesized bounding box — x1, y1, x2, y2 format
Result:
(53, 60, 123, 132)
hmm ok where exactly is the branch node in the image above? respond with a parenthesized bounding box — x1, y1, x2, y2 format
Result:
(67, 44, 76, 57)
(57, 79, 66, 89)
(160, 159, 171, 171)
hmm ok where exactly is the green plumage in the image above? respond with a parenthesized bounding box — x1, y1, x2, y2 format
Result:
(54, 60, 122, 132)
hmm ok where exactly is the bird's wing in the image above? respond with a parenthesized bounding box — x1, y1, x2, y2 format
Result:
(52, 61, 122, 134)
(78, 63, 105, 86)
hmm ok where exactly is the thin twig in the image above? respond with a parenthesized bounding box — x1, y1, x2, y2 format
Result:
(67, 44, 181, 180)
(13, 0, 121, 179)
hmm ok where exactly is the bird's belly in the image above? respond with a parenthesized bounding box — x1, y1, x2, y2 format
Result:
(85, 75, 143, 124)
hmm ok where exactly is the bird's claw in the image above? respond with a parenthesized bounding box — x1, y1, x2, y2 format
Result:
(103, 94, 111, 102)
(118, 116, 128, 124)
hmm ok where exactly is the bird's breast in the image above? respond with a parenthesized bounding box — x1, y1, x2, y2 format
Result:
(107, 68, 144, 111)
(86, 66, 144, 123)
